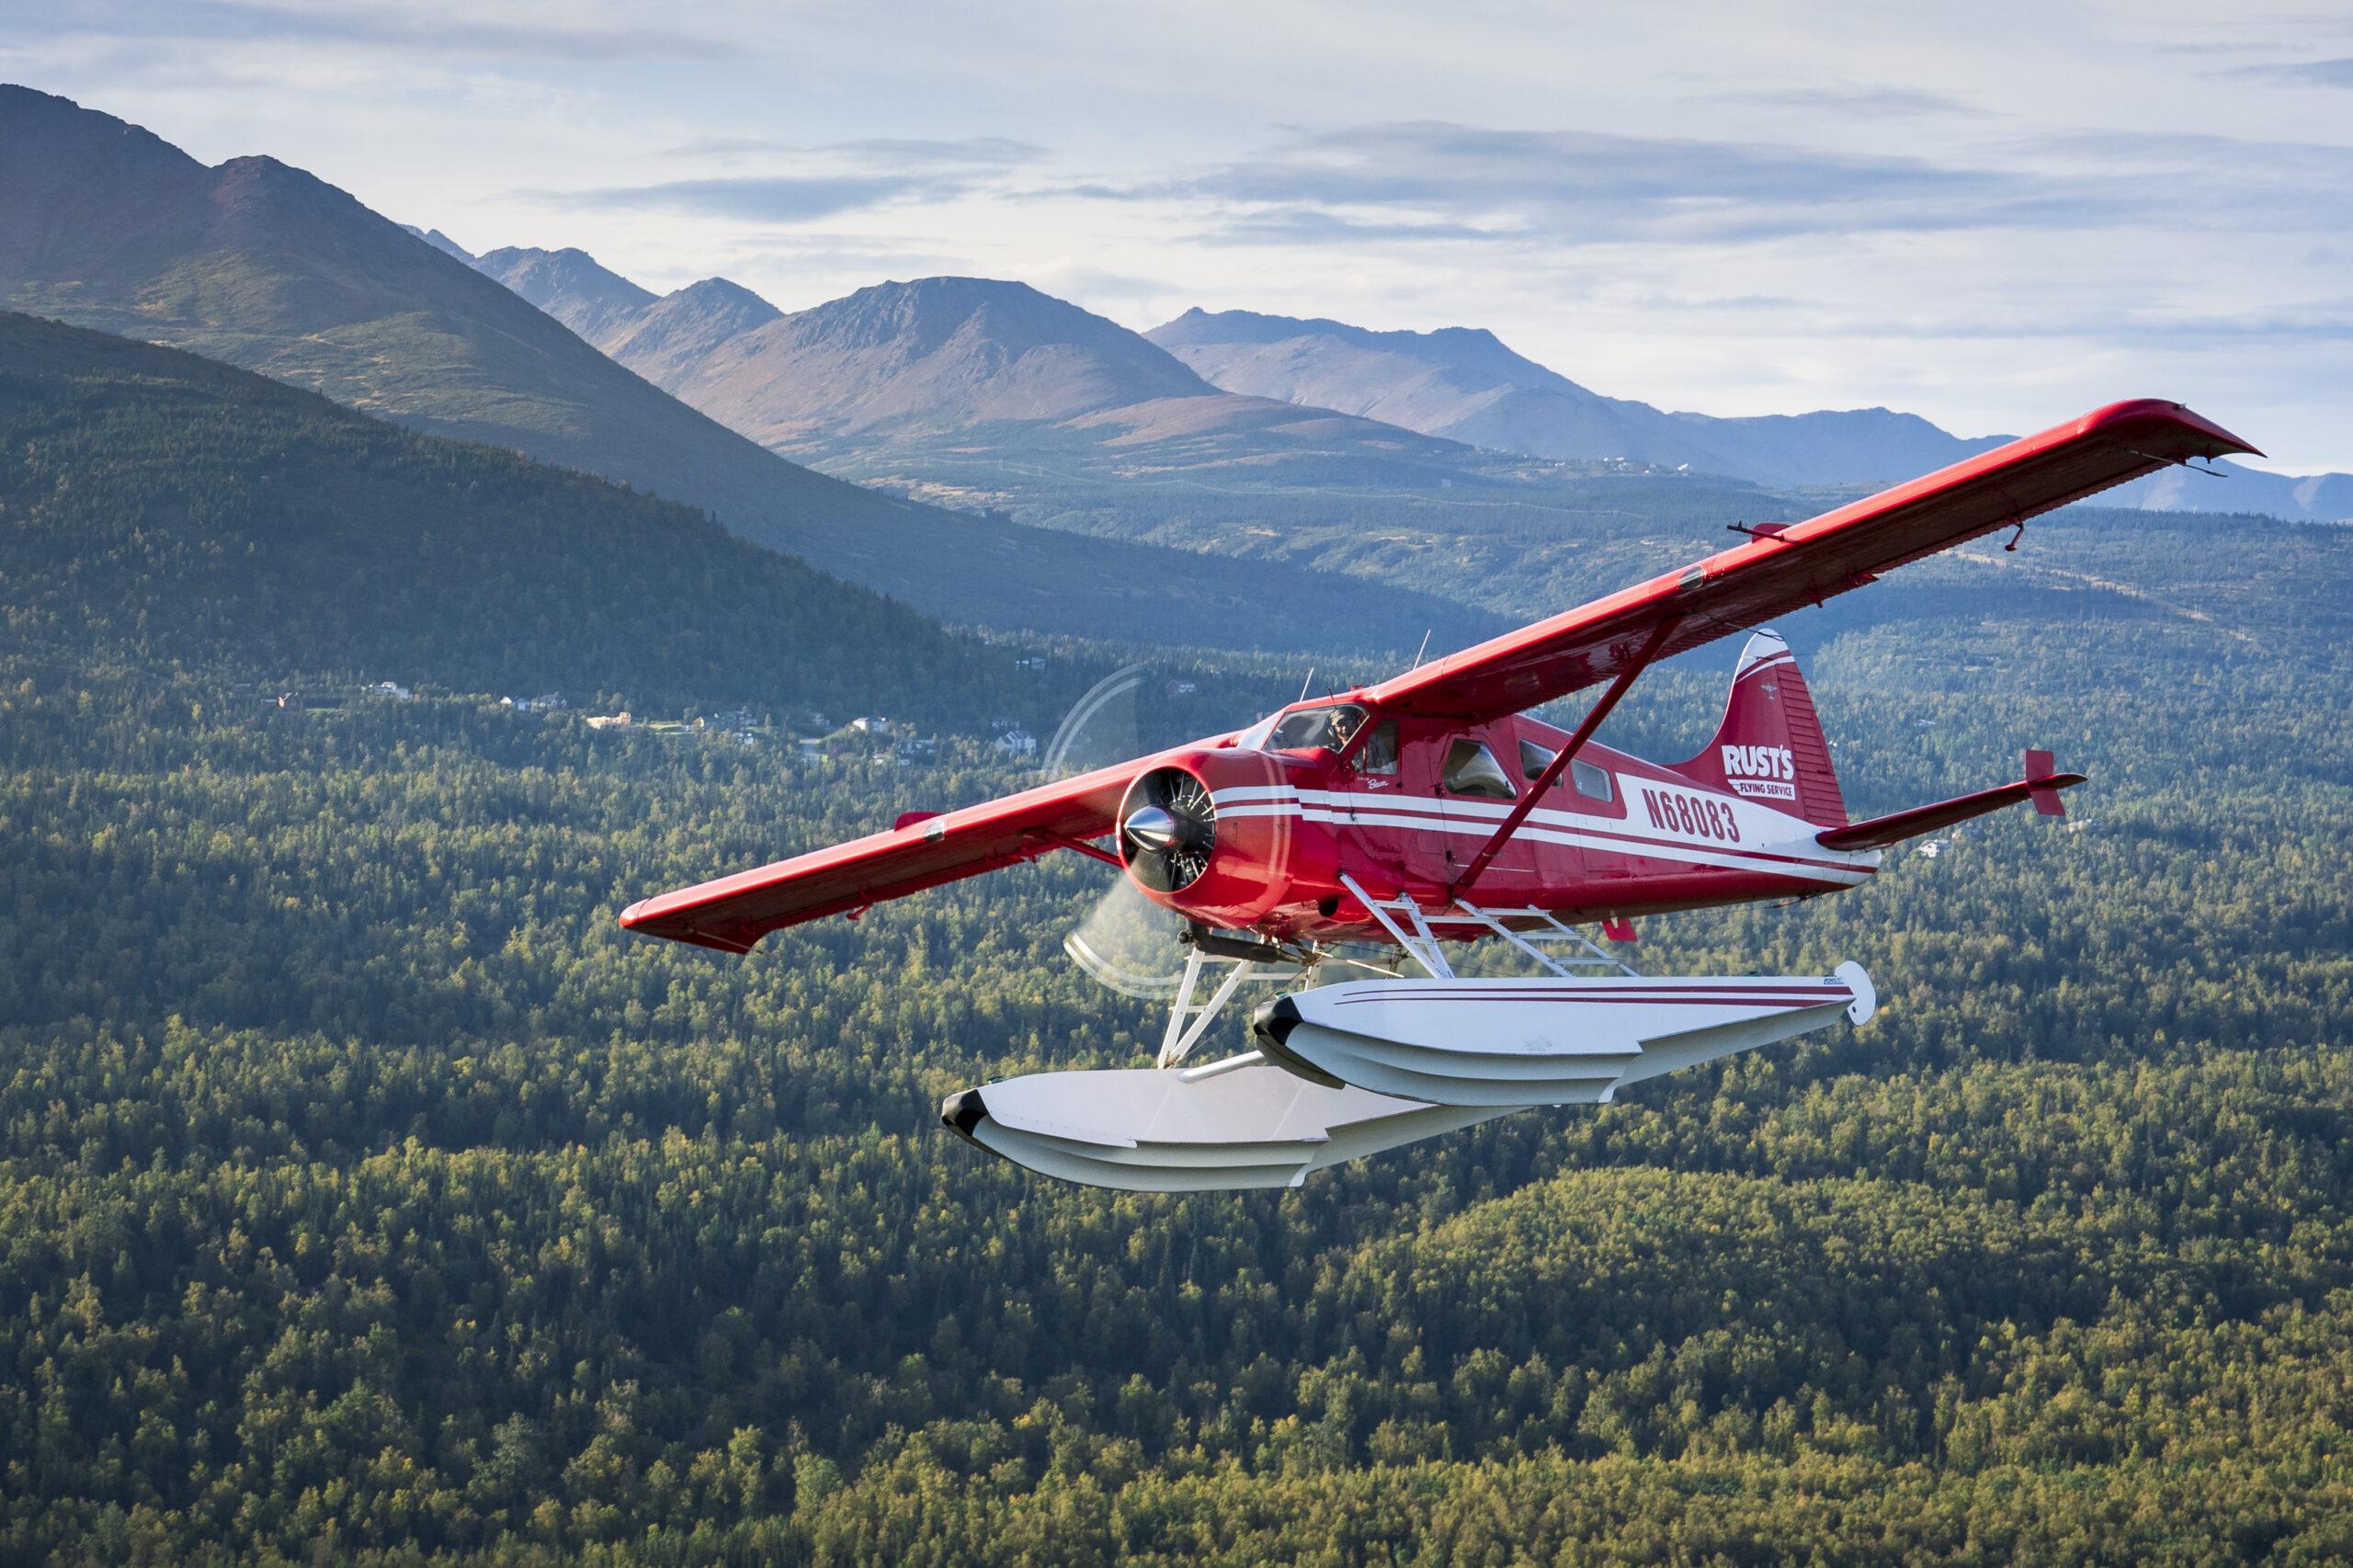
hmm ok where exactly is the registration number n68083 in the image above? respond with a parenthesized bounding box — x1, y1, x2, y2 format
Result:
(1639, 787, 1741, 842)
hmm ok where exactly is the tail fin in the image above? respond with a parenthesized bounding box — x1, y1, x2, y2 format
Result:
(1674, 631, 1847, 829)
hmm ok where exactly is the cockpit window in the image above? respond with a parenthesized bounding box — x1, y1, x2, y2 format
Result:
(1354, 719, 1400, 776)
(1443, 738, 1518, 801)
(1265, 702, 1370, 754)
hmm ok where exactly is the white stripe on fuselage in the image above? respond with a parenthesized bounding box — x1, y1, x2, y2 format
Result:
(1209, 781, 1876, 885)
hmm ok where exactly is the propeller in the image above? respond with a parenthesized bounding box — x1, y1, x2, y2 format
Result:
(1119, 767, 1215, 892)
(1042, 665, 1192, 997)
(1041, 664, 1295, 999)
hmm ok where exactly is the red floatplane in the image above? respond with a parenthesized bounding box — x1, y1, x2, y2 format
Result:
(621, 400, 2257, 1190)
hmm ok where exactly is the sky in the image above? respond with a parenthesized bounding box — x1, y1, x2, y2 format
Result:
(8, 0, 2351, 471)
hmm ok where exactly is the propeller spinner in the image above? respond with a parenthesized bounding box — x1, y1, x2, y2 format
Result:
(1120, 767, 1216, 892)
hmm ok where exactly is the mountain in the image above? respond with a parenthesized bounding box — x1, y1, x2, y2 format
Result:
(460, 251, 1510, 469)
(2113, 460, 2353, 524)
(471, 244, 655, 345)
(0, 312, 999, 720)
(629, 276, 1226, 443)
(0, 87, 1505, 653)
(0, 85, 962, 594)
(1147, 307, 2012, 489)
(400, 224, 475, 263)
(600, 277, 784, 386)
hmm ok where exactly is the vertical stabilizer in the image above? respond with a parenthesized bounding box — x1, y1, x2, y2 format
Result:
(1673, 631, 1847, 828)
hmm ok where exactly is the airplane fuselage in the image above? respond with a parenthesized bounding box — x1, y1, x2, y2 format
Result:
(1120, 701, 1881, 946)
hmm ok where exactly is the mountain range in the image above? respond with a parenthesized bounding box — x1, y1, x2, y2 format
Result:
(464, 239, 1512, 487)
(1147, 308, 2006, 490)
(0, 85, 1501, 656)
(462, 241, 2348, 523)
(1148, 308, 2350, 521)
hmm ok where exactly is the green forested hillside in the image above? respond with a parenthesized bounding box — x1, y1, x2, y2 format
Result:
(0, 312, 1087, 727)
(2, 477, 2350, 1560)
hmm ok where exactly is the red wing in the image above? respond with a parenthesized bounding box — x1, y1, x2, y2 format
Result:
(1366, 399, 2258, 722)
(621, 754, 1163, 953)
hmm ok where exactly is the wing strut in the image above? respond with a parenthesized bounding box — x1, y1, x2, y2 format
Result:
(1455, 616, 1681, 892)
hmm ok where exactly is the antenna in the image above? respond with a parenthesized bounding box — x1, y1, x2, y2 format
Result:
(1411, 629, 1433, 670)
(1297, 666, 1316, 703)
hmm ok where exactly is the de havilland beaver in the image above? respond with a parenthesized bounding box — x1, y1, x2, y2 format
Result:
(621, 400, 2257, 1191)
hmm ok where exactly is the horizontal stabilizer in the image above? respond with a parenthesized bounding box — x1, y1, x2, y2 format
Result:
(1816, 749, 2084, 851)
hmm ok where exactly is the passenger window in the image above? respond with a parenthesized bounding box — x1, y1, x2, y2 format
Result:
(1519, 738, 1614, 803)
(1443, 739, 1517, 801)
(1355, 720, 1399, 776)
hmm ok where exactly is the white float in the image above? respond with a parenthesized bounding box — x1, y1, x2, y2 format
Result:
(943, 962, 1873, 1191)
(1251, 963, 1874, 1108)
(941, 1065, 1506, 1192)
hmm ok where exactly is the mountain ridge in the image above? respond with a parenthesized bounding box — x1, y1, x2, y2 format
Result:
(1147, 306, 2009, 490)
(0, 85, 1509, 652)
(0, 311, 1004, 719)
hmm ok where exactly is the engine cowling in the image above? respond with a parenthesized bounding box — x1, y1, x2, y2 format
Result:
(1117, 747, 1340, 933)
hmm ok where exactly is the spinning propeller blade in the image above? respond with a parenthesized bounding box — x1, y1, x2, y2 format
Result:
(1040, 665, 1198, 996)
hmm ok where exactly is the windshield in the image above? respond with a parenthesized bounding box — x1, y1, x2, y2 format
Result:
(1264, 702, 1370, 754)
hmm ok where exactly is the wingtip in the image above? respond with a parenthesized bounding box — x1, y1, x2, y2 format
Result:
(2084, 399, 2261, 461)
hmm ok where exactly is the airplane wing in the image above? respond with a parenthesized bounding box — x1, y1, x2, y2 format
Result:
(619, 752, 1176, 953)
(1365, 399, 2259, 722)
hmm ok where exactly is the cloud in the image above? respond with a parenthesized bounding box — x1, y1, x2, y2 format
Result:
(1074, 119, 2353, 249)
(1708, 85, 1993, 118)
(826, 136, 1047, 168)
(662, 133, 1048, 168)
(30, 0, 730, 62)
(2229, 56, 2353, 87)
(1188, 208, 1511, 246)
(1082, 121, 2056, 245)
(530, 174, 961, 223)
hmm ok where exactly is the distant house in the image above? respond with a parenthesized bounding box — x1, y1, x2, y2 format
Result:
(898, 737, 939, 762)
(1015, 655, 1047, 672)
(368, 680, 415, 700)
(797, 737, 824, 759)
(504, 692, 566, 712)
(1165, 679, 1199, 696)
(275, 691, 305, 710)
(584, 711, 634, 731)
(849, 716, 888, 733)
(994, 729, 1038, 757)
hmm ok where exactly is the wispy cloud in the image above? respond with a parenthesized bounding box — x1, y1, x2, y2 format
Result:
(1075, 119, 2353, 248)
(1708, 85, 1993, 118)
(662, 133, 1048, 168)
(1083, 121, 2054, 245)
(2228, 56, 2353, 87)
(1188, 208, 1510, 246)
(530, 174, 962, 223)
(33, 0, 729, 62)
